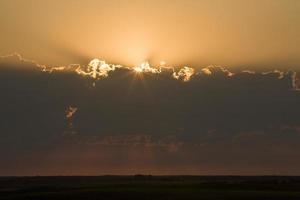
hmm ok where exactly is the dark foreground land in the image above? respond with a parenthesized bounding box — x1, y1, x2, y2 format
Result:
(1, 176, 300, 200)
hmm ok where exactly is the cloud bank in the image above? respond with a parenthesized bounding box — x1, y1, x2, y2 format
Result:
(0, 54, 300, 175)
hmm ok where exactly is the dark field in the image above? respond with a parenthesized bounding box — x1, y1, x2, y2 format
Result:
(1, 176, 300, 200)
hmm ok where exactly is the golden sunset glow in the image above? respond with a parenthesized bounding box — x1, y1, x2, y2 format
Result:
(172, 66, 195, 82)
(75, 58, 122, 79)
(133, 66, 143, 73)
(1, 0, 300, 180)
(1, 0, 300, 70)
(133, 62, 160, 74)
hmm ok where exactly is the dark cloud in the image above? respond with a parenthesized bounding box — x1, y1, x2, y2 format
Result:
(1, 55, 300, 175)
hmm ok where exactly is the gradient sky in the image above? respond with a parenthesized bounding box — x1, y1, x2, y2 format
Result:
(1, 0, 300, 176)
(1, 0, 300, 69)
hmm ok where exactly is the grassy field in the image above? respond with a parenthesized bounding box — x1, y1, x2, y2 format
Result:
(1, 176, 300, 200)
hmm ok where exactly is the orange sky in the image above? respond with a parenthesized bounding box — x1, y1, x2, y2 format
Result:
(1, 1, 300, 175)
(1, 0, 300, 70)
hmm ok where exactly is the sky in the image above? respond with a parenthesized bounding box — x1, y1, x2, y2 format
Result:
(1, 0, 300, 176)
(1, 0, 300, 69)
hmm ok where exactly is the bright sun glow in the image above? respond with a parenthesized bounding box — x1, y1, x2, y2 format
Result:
(133, 62, 160, 74)
(134, 66, 143, 73)
(21, 52, 197, 82)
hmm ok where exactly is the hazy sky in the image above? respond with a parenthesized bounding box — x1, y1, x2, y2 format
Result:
(1, 0, 300, 69)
